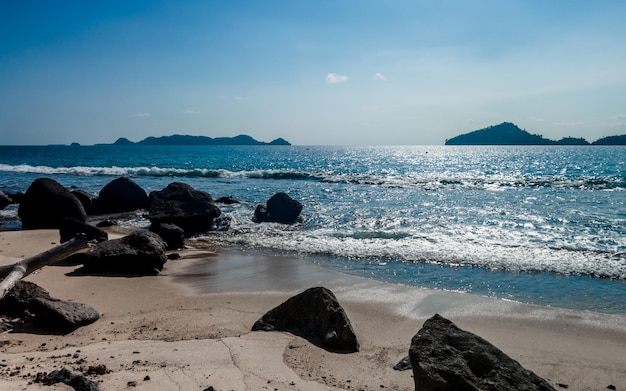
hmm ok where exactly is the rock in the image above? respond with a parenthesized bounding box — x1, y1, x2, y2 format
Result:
(148, 182, 221, 235)
(77, 231, 167, 275)
(393, 355, 412, 371)
(43, 368, 102, 391)
(95, 219, 118, 227)
(71, 190, 97, 215)
(31, 297, 100, 333)
(409, 314, 555, 391)
(254, 192, 302, 224)
(0, 281, 99, 334)
(59, 217, 108, 243)
(94, 177, 148, 214)
(17, 178, 87, 229)
(5, 191, 23, 204)
(252, 286, 359, 353)
(149, 222, 185, 250)
(0, 190, 12, 210)
(215, 196, 240, 204)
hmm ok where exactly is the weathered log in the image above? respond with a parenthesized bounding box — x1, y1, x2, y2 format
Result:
(0, 235, 91, 300)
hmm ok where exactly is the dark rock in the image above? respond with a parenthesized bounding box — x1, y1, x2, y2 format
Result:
(94, 177, 148, 214)
(30, 297, 100, 333)
(149, 222, 185, 250)
(409, 314, 555, 391)
(252, 286, 359, 353)
(393, 355, 412, 371)
(59, 218, 108, 243)
(5, 191, 24, 204)
(0, 281, 99, 334)
(17, 178, 87, 229)
(43, 368, 101, 391)
(71, 190, 97, 215)
(607, 385, 616, 390)
(0, 191, 11, 210)
(96, 219, 118, 227)
(255, 192, 302, 224)
(148, 182, 221, 235)
(215, 196, 240, 204)
(77, 231, 167, 275)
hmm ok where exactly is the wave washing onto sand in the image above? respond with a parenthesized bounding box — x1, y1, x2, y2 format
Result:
(1, 163, 624, 191)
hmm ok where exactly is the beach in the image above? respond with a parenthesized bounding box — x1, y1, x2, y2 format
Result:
(1, 229, 625, 391)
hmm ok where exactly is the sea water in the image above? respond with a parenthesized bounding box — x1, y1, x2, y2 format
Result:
(0, 145, 624, 313)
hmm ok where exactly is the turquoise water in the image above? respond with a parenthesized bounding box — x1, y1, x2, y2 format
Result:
(1, 145, 625, 313)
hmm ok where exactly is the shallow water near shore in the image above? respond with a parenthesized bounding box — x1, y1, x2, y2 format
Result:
(1, 145, 625, 314)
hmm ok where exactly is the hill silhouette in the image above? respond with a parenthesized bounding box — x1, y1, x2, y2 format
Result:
(111, 134, 291, 146)
(445, 123, 625, 146)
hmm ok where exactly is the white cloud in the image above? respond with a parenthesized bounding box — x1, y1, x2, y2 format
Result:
(326, 73, 348, 84)
(555, 121, 583, 127)
(131, 113, 151, 117)
(233, 97, 243, 101)
(615, 114, 626, 120)
(374, 72, 387, 81)
(183, 109, 199, 114)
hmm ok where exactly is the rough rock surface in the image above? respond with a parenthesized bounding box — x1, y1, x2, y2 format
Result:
(148, 182, 221, 235)
(0, 281, 99, 334)
(59, 217, 108, 243)
(17, 178, 87, 229)
(94, 177, 148, 214)
(43, 368, 101, 391)
(71, 189, 97, 215)
(255, 192, 302, 223)
(409, 314, 555, 391)
(77, 231, 167, 275)
(252, 286, 359, 353)
(149, 222, 185, 250)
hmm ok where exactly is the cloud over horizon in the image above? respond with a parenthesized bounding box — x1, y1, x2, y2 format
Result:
(131, 113, 151, 117)
(374, 73, 387, 81)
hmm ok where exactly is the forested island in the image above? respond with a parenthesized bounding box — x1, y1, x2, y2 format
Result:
(445, 122, 626, 145)
(107, 134, 291, 146)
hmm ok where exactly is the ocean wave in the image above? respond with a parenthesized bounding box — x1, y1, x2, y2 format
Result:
(0, 163, 623, 190)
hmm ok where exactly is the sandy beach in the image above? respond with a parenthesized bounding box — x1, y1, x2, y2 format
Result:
(1, 229, 625, 391)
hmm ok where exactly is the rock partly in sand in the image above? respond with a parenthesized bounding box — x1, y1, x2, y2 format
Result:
(149, 222, 185, 250)
(0, 281, 99, 334)
(43, 368, 102, 391)
(18, 178, 87, 229)
(252, 286, 359, 353)
(94, 177, 149, 214)
(59, 217, 108, 244)
(148, 182, 221, 235)
(76, 231, 167, 275)
(409, 313, 556, 391)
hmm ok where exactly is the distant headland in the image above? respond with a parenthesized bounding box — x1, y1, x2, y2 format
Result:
(445, 122, 626, 146)
(102, 134, 291, 146)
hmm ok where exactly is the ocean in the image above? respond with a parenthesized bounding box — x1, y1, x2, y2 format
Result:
(0, 144, 624, 314)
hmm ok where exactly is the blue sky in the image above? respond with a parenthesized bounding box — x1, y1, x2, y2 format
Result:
(1, 1, 625, 145)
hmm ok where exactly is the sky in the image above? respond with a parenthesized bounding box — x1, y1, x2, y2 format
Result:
(1, 1, 625, 146)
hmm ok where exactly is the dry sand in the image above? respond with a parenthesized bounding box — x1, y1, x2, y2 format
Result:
(1, 229, 625, 390)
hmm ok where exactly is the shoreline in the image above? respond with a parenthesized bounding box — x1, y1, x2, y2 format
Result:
(1, 229, 625, 390)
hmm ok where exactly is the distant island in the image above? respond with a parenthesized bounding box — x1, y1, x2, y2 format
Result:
(445, 122, 626, 146)
(107, 134, 291, 146)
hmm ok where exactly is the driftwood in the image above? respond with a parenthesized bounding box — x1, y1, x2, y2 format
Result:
(0, 235, 91, 300)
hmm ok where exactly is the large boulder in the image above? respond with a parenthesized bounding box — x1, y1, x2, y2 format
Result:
(409, 314, 555, 391)
(0, 190, 12, 210)
(252, 286, 359, 353)
(254, 192, 302, 224)
(75, 231, 167, 275)
(0, 281, 99, 334)
(148, 182, 221, 235)
(72, 189, 98, 215)
(18, 178, 87, 229)
(94, 177, 148, 214)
